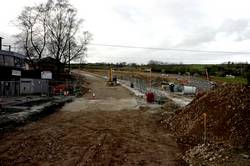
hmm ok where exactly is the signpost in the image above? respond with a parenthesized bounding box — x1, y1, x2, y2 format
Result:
(12, 70, 21, 76)
(41, 71, 52, 80)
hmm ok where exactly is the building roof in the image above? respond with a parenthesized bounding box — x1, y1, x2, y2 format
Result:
(37, 57, 60, 63)
(0, 50, 25, 59)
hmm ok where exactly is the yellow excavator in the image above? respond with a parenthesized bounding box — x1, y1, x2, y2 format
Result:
(106, 68, 118, 86)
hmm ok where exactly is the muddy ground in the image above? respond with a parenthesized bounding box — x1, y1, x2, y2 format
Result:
(0, 71, 185, 166)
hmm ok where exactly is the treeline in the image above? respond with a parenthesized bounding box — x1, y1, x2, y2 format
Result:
(72, 61, 249, 78)
(149, 62, 249, 77)
(71, 62, 138, 70)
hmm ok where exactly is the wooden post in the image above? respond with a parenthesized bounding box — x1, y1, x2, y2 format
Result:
(109, 68, 112, 82)
(205, 68, 209, 81)
(150, 68, 152, 91)
(203, 113, 207, 145)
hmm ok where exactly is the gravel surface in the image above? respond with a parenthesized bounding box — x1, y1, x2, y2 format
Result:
(0, 71, 186, 166)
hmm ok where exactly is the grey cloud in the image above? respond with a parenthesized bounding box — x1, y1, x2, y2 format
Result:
(219, 19, 250, 41)
(158, 0, 204, 30)
(219, 19, 249, 34)
(177, 27, 217, 47)
(114, 6, 149, 23)
(177, 19, 250, 47)
(2, 0, 250, 64)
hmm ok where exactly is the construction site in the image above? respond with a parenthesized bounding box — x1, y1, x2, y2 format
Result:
(1, 0, 250, 165)
(0, 64, 249, 165)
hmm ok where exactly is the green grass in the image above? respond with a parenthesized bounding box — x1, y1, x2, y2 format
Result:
(211, 76, 247, 85)
(190, 64, 206, 70)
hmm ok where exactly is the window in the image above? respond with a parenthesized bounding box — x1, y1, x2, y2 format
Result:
(15, 57, 25, 68)
(14, 57, 21, 67)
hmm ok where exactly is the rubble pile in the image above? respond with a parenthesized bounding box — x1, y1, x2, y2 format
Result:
(165, 85, 250, 148)
(161, 99, 180, 111)
(183, 143, 250, 165)
(183, 143, 226, 165)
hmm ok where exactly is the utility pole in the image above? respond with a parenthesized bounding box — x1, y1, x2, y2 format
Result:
(68, 40, 71, 73)
(67, 40, 71, 94)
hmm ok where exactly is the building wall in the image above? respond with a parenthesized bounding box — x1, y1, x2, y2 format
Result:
(0, 50, 25, 69)
(20, 78, 49, 95)
(0, 50, 24, 96)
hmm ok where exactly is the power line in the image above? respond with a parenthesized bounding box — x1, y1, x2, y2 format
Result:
(8, 42, 250, 55)
(89, 43, 250, 55)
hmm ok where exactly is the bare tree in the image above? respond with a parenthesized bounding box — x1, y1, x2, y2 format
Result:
(16, 0, 91, 72)
(45, 0, 91, 72)
(62, 31, 92, 70)
(16, 3, 50, 68)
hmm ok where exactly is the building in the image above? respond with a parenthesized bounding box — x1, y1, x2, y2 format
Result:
(0, 37, 55, 96)
(0, 44, 25, 96)
(27, 57, 64, 75)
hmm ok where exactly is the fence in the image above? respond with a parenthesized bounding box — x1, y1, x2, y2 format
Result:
(0, 81, 20, 96)
(118, 76, 148, 94)
(49, 80, 83, 96)
(117, 75, 168, 102)
(0, 79, 82, 97)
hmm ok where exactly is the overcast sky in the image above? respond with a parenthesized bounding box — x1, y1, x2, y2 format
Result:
(1, 0, 250, 64)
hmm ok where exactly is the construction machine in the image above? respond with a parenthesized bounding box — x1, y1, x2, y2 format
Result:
(106, 68, 118, 86)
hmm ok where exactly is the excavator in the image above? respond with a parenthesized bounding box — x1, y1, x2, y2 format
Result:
(106, 68, 118, 86)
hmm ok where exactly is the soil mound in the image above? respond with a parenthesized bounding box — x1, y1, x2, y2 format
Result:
(167, 85, 250, 148)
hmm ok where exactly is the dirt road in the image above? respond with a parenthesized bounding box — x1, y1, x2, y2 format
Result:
(0, 71, 185, 166)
